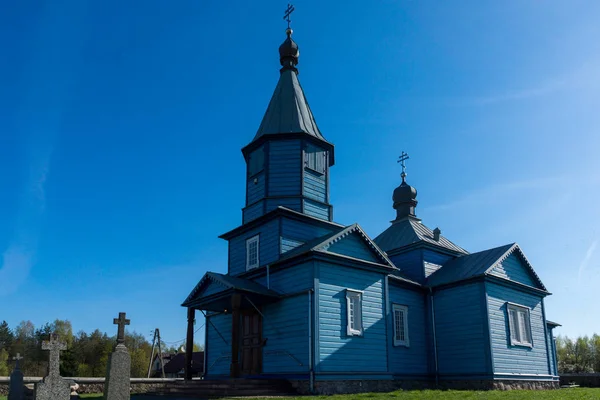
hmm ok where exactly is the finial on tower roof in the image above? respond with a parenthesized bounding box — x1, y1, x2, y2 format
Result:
(279, 4, 299, 72)
(397, 151, 410, 182)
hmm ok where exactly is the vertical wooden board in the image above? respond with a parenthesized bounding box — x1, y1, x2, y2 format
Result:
(489, 253, 538, 288)
(388, 284, 428, 375)
(317, 262, 387, 372)
(325, 232, 380, 263)
(433, 282, 489, 375)
(262, 295, 310, 373)
(228, 218, 280, 276)
(206, 313, 231, 377)
(268, 140, 302, 196)
(547, 327, 556, 376)
(485, 281, 549, 375)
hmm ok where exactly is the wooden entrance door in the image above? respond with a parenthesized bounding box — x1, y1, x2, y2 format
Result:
(240, 310, 262, 375)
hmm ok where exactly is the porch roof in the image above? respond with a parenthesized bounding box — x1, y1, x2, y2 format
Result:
(181, 272, 281, 312)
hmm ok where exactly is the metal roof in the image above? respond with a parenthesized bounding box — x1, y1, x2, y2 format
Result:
(374, 217, 468, 255)
(253, 69, 326, 141)
(426, 243, 547, 291)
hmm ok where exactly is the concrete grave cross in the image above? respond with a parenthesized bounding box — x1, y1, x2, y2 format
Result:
(113, 312, 130, 344)
(41, 334, 67, 378)
(12, 353, 23, 370)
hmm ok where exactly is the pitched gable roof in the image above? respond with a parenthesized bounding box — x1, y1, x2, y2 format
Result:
(374, 217, 467, 255)
(426, 243, 547, 291)
(182, 272, 280, 307)
(281, 223, 396, 269)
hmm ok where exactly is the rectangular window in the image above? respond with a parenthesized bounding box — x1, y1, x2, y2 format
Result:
(507, 303, 532, 347)
(392, 304, 409, 347)
(304, 144, 327, 175)
(346, 290, 363, 336)
(246, 235, 259, 270)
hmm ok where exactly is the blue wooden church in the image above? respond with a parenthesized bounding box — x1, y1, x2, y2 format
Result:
(181, 25, 560, 394)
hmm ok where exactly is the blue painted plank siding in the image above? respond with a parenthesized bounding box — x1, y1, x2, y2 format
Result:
(266, 198, 302, 213)
(303, 169, 327, 203)
(263, 295, 310, 373)
(325, 232, 379, 263)
(490, 253, 537, 288)
(422, 250, 454, 266)
(424, 262, 441, 278)
(433, 282, 489, 375)
(388, 283, 428, 375)
(242, 201, 264, 224)
(199, 281, 228, 298)
(317, 262, 387, 372)
(247, 171, 266, 205)
(268, 140, 301, 196)
(389, 250, 424, 283)
(253, 262, 313, 294)
(303, 199, 330, 220)
(206, 313, 231, 377)
(229, 219, 280, 276)
(485, 281, 549, 376)
(281, 237, 304, 253)
(281, 217, 337, 243)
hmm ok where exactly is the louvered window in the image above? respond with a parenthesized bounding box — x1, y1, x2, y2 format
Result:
(246, 235, 259, 270)
(248, 147, 265, 177)
(304, 144, 327, 175)
(392, 304, 409, 347)
(507, 303, 533, 347)
(346, 290, 363, 336)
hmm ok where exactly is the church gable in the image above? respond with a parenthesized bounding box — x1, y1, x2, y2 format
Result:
(316, 224, 395, 267)
(488, 248, 545, 290)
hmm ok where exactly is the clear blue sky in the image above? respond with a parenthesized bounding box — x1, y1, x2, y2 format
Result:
(1, 1, 599, 347)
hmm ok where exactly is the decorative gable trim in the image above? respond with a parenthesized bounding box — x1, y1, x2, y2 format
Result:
(181, 272, 228, 307)
(483, 243, 547, 291)
(313, 223, 396, 268)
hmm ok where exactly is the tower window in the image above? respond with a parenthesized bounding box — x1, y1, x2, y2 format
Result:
(246, 235, 260, 270)
(248, 147, 265, 177)
(304, 144, 326, 175)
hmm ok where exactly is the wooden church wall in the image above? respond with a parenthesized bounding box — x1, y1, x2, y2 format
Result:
(303, 198, 330, 220)
(247, 170, 266, 205)
(547, 327, 557, 376)
(325, 233, 380, 263)
(485, 282, 550, 377)
(489, 253, 537, 287)
(389, 250, 425, 283)
(387, 283, 428, 377)
(315, 262, 387, 373)
(205, 312, 231, 377)
(268, 140, 302, 196)
(433, 281, 489, 376)
(303, 169, 326, 203)
(228, 218, 279, 276)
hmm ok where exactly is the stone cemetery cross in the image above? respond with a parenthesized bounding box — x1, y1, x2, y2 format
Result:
(42, 334, 66, 378)
(114, 312, 130, 344)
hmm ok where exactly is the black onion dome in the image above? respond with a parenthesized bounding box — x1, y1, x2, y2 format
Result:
(393, 181, 417, 207)
(279, 28, 299, 69)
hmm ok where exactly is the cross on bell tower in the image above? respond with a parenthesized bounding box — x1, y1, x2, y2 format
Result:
(283, 3, 295, 29)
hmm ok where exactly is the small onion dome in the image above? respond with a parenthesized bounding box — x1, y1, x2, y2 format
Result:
(393, 178, 418, 220)
(279, 28, 299, 70)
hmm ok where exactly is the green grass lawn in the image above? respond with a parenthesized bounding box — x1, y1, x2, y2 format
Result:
(2, 389, 600, 399)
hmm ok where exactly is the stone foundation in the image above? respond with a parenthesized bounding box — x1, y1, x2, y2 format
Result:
(0, 377, 175, 395)
(290, 379, 558, 394)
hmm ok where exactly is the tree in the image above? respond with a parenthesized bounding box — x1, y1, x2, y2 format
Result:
(0, 348, 9, 376)
(0, 321, 14, 351)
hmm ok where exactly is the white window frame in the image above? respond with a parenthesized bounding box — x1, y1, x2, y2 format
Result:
(507, 302, 533, 347)
(392, 304, 409, 347)
(346, 289, 363, 336)
(246, 235, 259, 270)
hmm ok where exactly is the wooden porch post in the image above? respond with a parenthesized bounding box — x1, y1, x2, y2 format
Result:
(185, 307, 195, 380)
(230, 293, 242, 378)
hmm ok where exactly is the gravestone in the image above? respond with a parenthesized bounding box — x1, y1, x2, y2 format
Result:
(103, 312, 131, 400)
(34, 334, 70, 400)
(8, 353, 24, 400)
